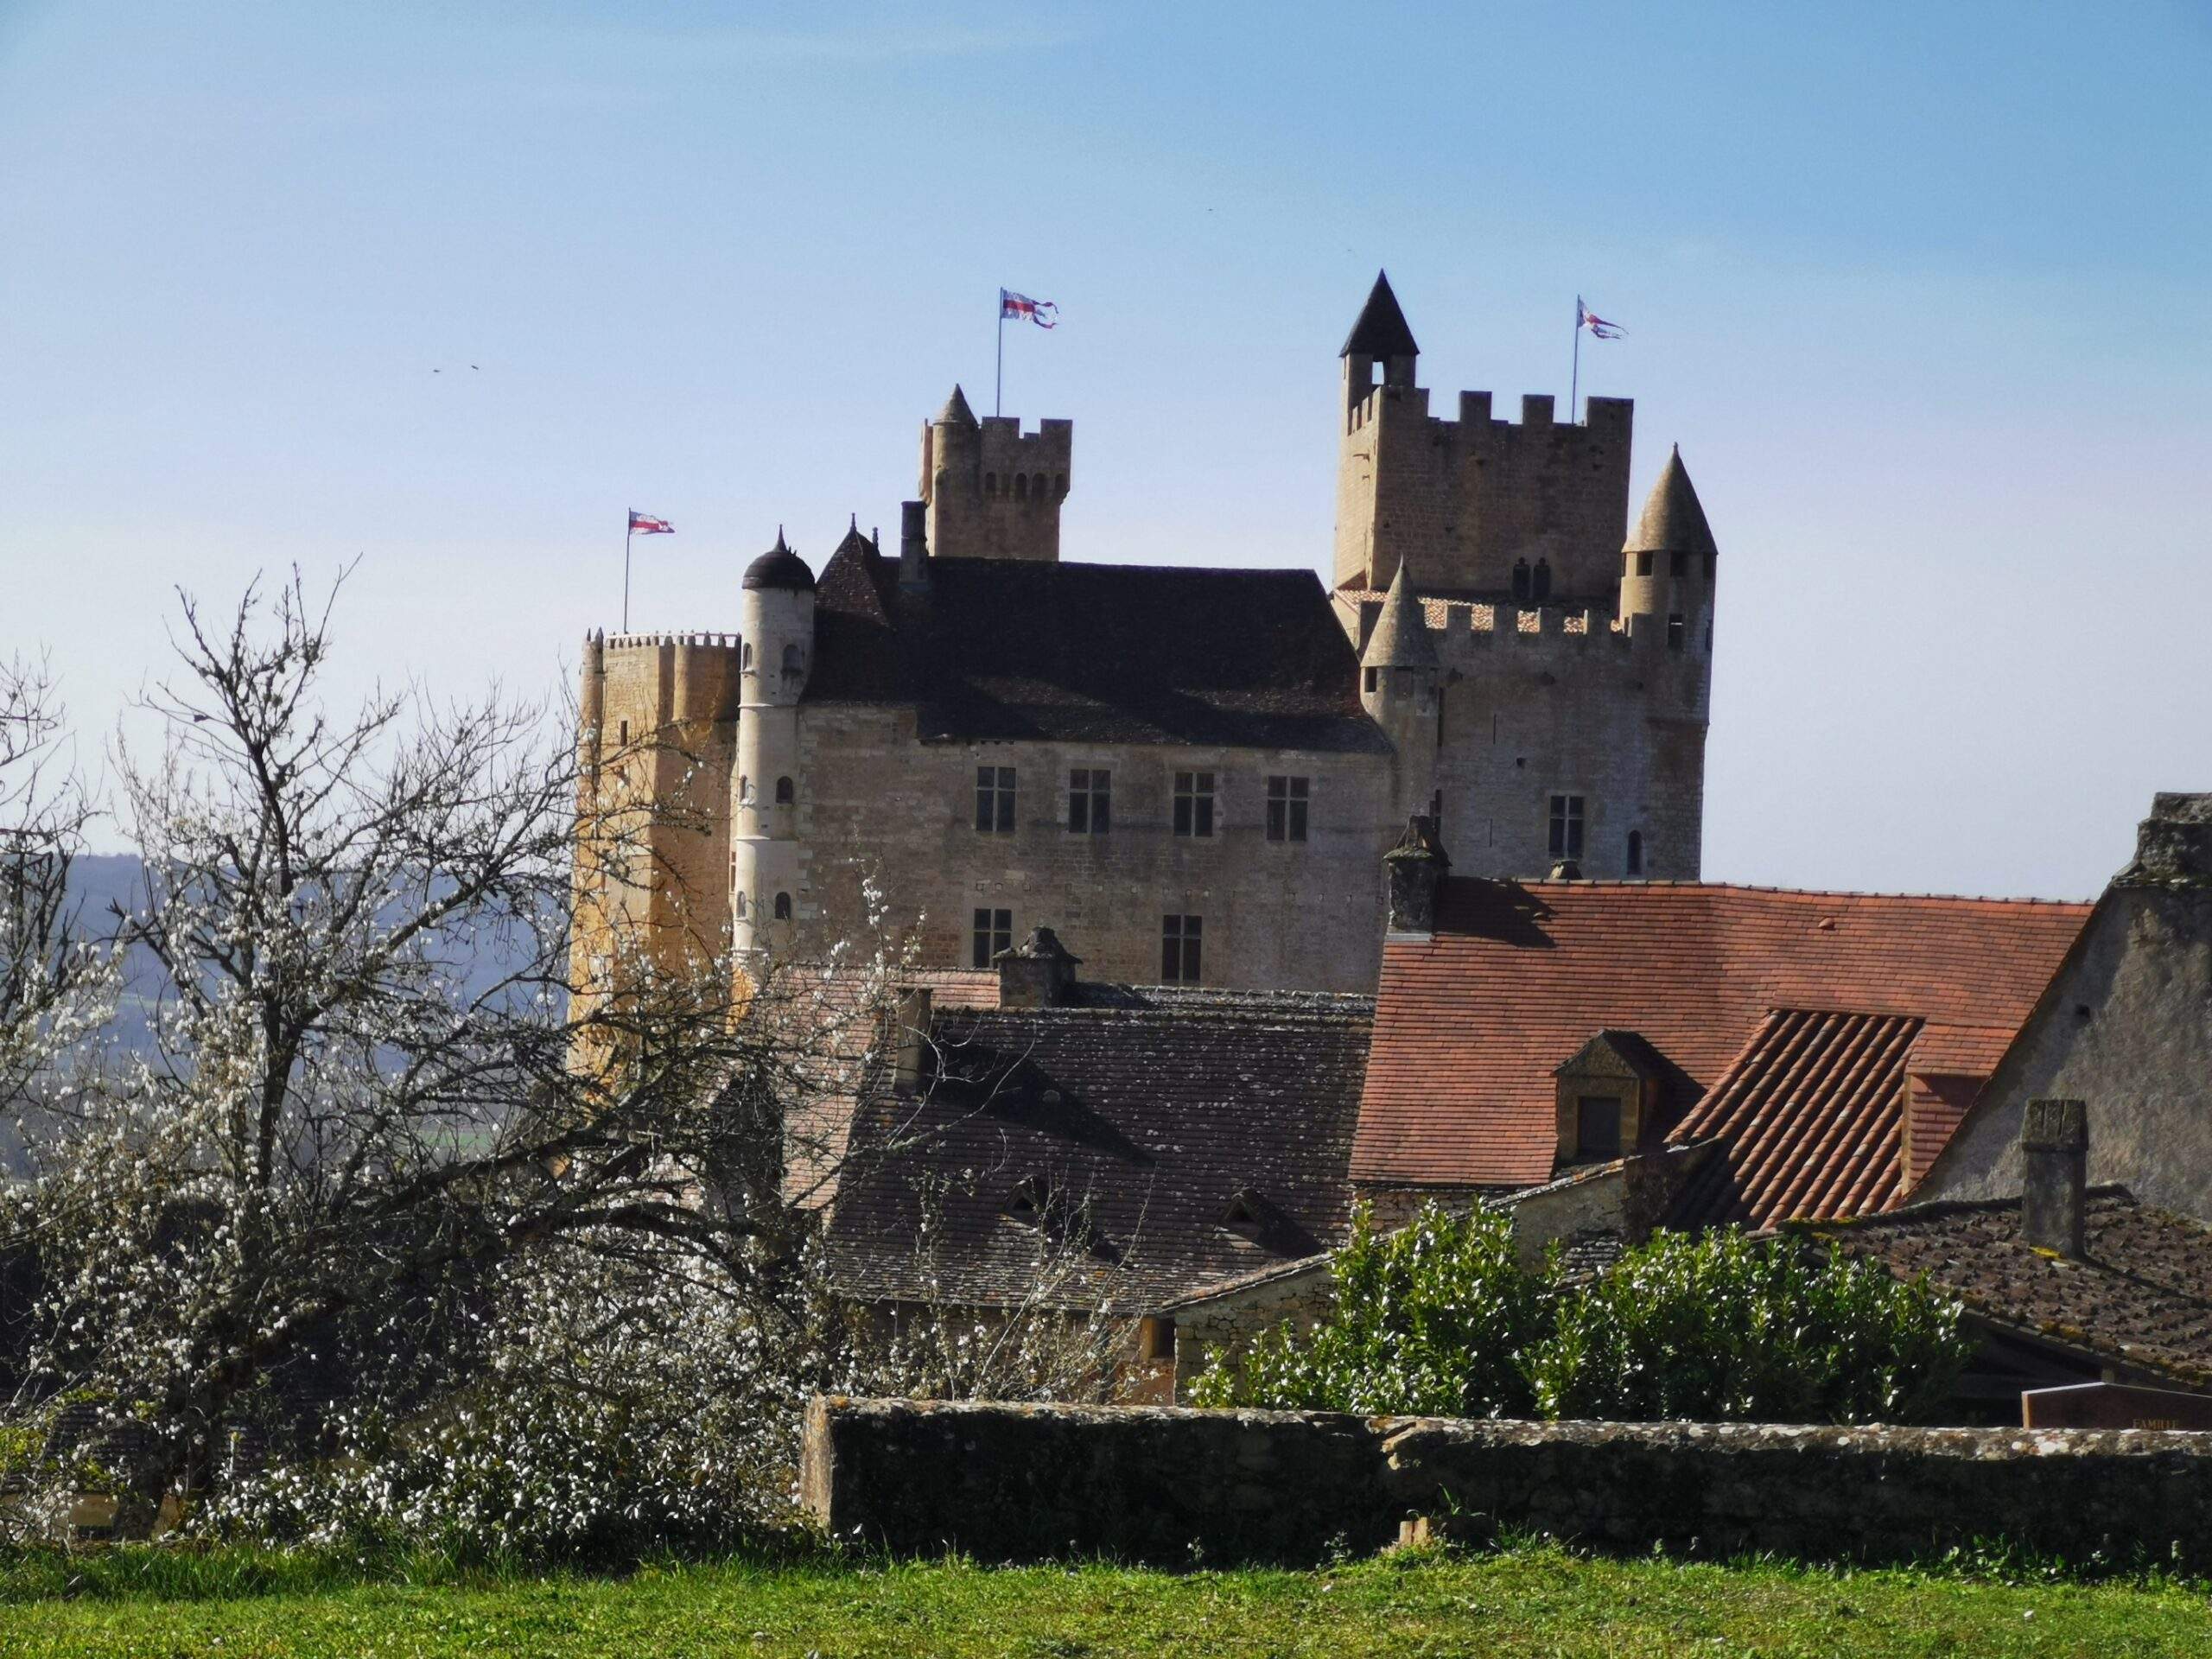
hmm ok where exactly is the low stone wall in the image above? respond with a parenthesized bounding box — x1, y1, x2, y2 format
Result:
(803, 1396, 2212, 1567)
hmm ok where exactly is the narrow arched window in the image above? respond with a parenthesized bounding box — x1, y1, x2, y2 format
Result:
(1533, 559, 1552, 601)
(774, 775, 794, 804)
(781, 643, 801, 677)
(1014, 474, 1029, 502)
(1627, 830, 1644, 876)
(1033, 474, 1046, 500)
(734, 890, 747, 917)
(1511, 559, 1532, 601)
(773, 892, 791, 921)
(741, 642, 753, 670)
(739, 774, 752, 804)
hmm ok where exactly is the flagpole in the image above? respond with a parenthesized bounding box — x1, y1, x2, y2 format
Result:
(622, 514, 632, 633)
(1570, 300, 1582, 426)
(995, 289, 1005, 417)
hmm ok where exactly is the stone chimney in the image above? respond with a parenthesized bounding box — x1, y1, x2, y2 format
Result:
(2020, 1097, 2088, 1259)
(993, 926, 1080, 1008)
(1383, 816, 1450, 936)
(2115, 792, 2212, 890)
(899, 499, 930, 591)
(892, 986, 932, 1092)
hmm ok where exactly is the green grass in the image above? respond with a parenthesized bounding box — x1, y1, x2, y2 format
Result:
(1, 1542, 2209, 1657)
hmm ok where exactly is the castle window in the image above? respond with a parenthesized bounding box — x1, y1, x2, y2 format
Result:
(1548, 794, 1586, 861)
(1670, 550, 1687, 578)
(1667, 613, 1686, 652)
(1265, 776, 1309, 842)
(618, 719, 630, 747)
(1363, 666, 1378, 693)
(1015, 474, 1029, 502)
(972, 906, 1013, 969)
(1532, 559, 1552, 601)
(1576, 1095, 1624, 1160)
(1033, 474, 1046, 500)
(774, 775, 794, 804)
(739, 775, 753, 804)
(772, 892, 792, 921)
(1173, 772, 1215, 838)
(1161, 913, 1202, 982)
(1626, 830, 1644, 876)
(975, 766, 1016, 833)
(1068, 767, 1111, 835)
(742, 642, 753, 671)
(1635, 551, 1654, 578)
(1511, 559, 1531, 601)
(781, 643, 803, 679)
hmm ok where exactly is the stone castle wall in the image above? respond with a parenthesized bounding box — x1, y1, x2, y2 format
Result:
(784, 704, 1397, 991)
(804, 1396, 2212, 1567)
(1335, 385, 1634, 600)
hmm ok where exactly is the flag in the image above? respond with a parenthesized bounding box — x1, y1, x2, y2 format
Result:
(1000, 289, 1059, 328)
(1577, 297, 1624, 340)
(628, 511, 674, 535)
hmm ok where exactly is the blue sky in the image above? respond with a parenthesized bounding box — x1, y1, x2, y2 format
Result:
(3, 1, 2208, 893)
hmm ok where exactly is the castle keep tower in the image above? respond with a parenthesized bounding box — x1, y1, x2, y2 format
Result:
(1335, 271, 1633, 600)
(732, 530, 816, 957)
(920, 383, 1072, 562)
(1333, 272, 1717, 882)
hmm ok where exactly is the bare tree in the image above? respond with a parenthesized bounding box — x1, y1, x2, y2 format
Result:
(5, 572, 892, 1530)
(0, 652, 105, 1118)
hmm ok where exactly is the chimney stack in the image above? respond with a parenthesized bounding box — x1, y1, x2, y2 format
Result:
(1383, 816, 1450, 936)
(2020, 1098, 2088, 1259)
(892, 986, 932, 1092)
(899, 499, 930, 591)
(994, 926, 1080, 1008)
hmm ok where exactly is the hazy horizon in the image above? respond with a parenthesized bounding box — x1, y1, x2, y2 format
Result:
(4, 2, 2207, 896)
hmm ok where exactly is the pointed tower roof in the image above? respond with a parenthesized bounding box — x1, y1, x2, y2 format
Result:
(831, 513, 876, 562)
(1340, 270, 1420, 359)
(1624, 445, 1718, 556)
(1361, 561, 1438, 670)
(934, 384, 978, 428)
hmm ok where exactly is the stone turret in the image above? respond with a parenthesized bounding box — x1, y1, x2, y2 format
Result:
(1360, 562, 1440, 818)
(734, 529, 815, 955)
(1340, 270, 1420, 416)
(1619, 445, 1717, 652)
(919, 383, 1072, 563)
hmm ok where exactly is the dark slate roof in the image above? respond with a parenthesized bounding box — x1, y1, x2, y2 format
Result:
(1800, 1191, 2212, 1387)
(743, 530, 816, 592)
(809, 536, 1386, 752)
(821, 988, 1374, 1311)
(1341, 270, 1419, 359)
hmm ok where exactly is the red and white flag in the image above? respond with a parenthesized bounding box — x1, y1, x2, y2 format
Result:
(1000, 289, 1058, 328)
(1577, 297, 1624, 340)
(628, 511, 674, 535)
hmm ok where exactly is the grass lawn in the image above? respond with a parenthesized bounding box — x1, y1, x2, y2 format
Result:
(3, 1544, 2210, 1658)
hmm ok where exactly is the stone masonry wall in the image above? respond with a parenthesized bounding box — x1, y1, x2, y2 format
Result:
(785, 703, 1400, 992)
(804, 1396, 2212, 1567)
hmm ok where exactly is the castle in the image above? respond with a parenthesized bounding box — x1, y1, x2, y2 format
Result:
(574, 274, 1719, 995)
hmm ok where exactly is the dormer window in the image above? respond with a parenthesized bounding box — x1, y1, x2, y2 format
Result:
(1552, 1030, 1661, 1168)
(1006, 1177, 1044, 1222)
(1575, 1096, 1624, 1159)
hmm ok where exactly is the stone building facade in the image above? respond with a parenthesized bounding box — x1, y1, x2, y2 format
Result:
(574, 274, 1720, 994)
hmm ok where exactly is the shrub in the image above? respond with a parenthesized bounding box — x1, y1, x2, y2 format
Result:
(1193, 1205, 1972, 1427)
(1189, 1203, 1551, 1417)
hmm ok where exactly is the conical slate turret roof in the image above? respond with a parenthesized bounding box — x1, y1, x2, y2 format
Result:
(935, 384, 979, 428)
(831, 513, 876, 562)
(1624, 446, 1718, 556)
(1340, 270, 1420, 359)
(1361, 562, 1438, 670)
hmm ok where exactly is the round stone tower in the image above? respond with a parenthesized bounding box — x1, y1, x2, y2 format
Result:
(733, 529, 814, 957)
(1618, 444, 1718, 649)
(1359, 560, 1441, 822)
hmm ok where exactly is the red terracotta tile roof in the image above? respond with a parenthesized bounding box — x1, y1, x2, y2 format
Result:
(1667, 1009, 1922, 1230)
(1353, 880, 2091, 1192)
